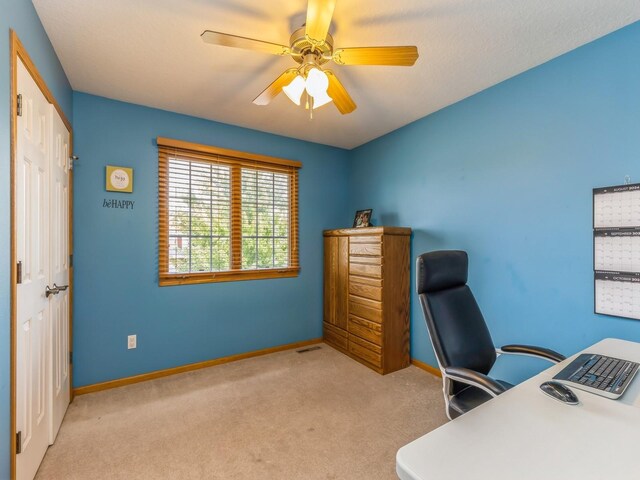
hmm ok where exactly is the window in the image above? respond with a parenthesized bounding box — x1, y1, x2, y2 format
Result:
(158, 137, 300, 285)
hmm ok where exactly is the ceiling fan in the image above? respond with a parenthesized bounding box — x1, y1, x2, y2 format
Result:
(201, 0, 419, 116)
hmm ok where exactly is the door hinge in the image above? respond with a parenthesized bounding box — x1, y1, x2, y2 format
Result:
(69, 155, 79, 171)
(17, 94, 22, 117)
(69, 254, 73, 268)
(69, 352, 73, 364)
(16, 261, 22, 284)
(16, 431, 22, 454)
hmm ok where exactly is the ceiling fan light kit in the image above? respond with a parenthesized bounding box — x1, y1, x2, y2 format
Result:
(201, 0, 419, 118)
(283, 75, 306, 106)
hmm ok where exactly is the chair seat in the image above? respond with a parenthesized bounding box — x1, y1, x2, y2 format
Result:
(448, 380, 514, 418)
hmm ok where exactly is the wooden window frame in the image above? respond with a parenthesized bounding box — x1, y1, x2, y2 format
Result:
(158, 137, 300, 286)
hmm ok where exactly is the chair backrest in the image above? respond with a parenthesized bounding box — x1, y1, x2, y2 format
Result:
(416, 251, 496, 377)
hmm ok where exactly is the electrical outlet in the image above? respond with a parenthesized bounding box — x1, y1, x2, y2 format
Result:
(128, 335, 137, 349)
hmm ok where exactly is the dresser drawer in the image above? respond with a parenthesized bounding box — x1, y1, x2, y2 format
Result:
(348, 315, 382, 346)
(350, 262, 382, 278)
(349, 335, 382, 367)
(349, 301, 383, 323)
(349, 282, 382, 301)
(350, 333, 382, 354)
(349, 235, 382, 244)
(324, 322, 348, 350)
(349, 255, 382, 265)
(349, 275, 383, 288)
(349, 242, 382, 256)
(349, 294, 382, 309)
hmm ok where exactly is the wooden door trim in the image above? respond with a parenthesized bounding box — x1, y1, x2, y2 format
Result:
(9, 30, 74, 480)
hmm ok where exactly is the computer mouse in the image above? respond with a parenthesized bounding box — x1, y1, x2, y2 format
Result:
(540, 381, 579, 405)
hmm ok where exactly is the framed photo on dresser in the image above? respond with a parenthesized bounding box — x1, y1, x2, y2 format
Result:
(353, 209, 372, 228)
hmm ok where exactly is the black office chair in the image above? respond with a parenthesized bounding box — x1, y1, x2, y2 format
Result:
(417, 250, 566, 419)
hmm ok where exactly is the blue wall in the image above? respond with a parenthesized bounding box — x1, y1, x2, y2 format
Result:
(71, 92, 350, 387)
(349, 21, 640, 383)
(0, 0, 72, 477)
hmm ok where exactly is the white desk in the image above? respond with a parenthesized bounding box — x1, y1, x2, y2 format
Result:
(397, 338, 640, 480)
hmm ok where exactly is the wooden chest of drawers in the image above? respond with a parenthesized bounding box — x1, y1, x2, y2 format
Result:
(323, 227, 411, 374)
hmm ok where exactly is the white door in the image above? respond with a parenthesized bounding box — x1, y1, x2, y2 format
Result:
(16, 58, 72, 480)
(16, 59, 52, 480)
(48, 105, 71, 442)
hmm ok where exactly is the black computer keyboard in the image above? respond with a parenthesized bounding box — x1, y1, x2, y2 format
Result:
(557, 354, 639, 395)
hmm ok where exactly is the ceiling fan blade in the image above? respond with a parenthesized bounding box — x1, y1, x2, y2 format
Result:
(333, 46, 419, 66)
(253, 69, 299, 106)
(305, 0, 337, 45)
(325, 70, 356, 114)
(201, 30, 290, 56)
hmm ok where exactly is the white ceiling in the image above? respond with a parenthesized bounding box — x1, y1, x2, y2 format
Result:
(33, 0, 640, 149)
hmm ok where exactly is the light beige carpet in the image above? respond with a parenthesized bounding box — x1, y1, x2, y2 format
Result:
(36, 344, 447, 480)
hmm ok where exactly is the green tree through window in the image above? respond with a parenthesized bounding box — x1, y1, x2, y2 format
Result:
(241, 169, 290, 270)
(168, 159, 231, 273)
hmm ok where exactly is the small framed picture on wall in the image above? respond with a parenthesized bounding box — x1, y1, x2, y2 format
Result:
(353, 209, 372, 228)
(106, 165, 134, 193)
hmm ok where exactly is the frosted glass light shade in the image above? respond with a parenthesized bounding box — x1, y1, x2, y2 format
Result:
(283, 75, 305, 105)
(305, 68, 329, 98)
(312, 91, 332, 109)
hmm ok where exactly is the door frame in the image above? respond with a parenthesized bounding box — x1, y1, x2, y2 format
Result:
(9, 30, 74, 480)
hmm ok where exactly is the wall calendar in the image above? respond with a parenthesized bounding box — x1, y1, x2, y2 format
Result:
(593, 183, 640, 320)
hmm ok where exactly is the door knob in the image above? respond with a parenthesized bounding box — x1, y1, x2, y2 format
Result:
(45, 285, 59, 298)
(53, 283, 68, 291)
